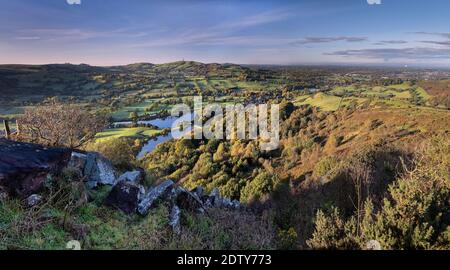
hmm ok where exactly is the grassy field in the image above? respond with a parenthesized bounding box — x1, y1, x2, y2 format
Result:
(95, 127, 164, 141)
(416, 87, 432, 100)
(111, 99, 169, 121)
(295, 93, 345, 111)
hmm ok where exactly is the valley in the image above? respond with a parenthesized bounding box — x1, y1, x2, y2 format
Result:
(0, 61, 449, 250)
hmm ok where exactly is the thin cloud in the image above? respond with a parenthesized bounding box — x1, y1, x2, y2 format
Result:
(326, 47, 450, 60)
(420, 40, 450, 46)
(66, 0, 81, 5)
(12, 27, 156, 42)
(132, 9, 293, 48)
(413, 31, 450, 39)
(15, 36, 41, 40)
(367, 0, 382, 5)
(291, 36, 367, 45)
(212, 9, 292, 31)
(379, 40, 408, 44)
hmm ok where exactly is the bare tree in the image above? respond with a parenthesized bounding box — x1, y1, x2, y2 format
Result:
(18, 102, 107, 148)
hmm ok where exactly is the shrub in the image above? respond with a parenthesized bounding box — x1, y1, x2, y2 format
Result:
(277, 227, 298, 250)
(18, 102, 107, 148)
(307, 136, 450, 250)
(313, 156, 340, 178)
(240, 171, 279, 203)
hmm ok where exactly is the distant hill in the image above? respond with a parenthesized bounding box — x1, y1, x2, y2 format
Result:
(0, 61, 254, 100)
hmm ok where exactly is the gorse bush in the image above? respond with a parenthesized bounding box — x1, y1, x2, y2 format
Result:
(308, 136, 450, 250)
(240, 171, 279, 203)
(141, 138, 280, 202)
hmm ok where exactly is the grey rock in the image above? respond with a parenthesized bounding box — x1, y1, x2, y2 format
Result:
(0, 139, 71, 198)
(26, 194, 43, 207)
(0, 190, 8, 202)
(203, 197, 213, 208)
(104, 181, 141, 214)
(231, 200, 241, 209)
(138, 185, 146, 201)
(170, 186, 185, 199)
(210, 188, 220, 199)
(84, 153, 117, 188)
(222, 198, 232, 208)
(209, 188, 222, 207)
(176, 189, 204, 212)
(137, 180, 174, 215)
(69, 152, 87, 172)
(117, 171, 142, 184)
(190, 186, 204, 198)
(169, 205, 181, 234)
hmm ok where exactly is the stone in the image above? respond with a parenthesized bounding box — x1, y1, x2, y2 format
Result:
(169, 205, 181, 234)
(231, 199, 241, 209)
(222, 198, 232, 208)
(0, 139, 71, 198)
(190, 186, 204, 198)
(137, 180, 174, 215)
(209, 188, 222, 207)
(26, 194, 43, 207)
(176, 188, 204, 212)
(83, 153, 117, 188)
(68, 152, 87, 172)
(104, 181, 141, 214)
(0, 191, 8, 202)
(117, 170, 142, 184)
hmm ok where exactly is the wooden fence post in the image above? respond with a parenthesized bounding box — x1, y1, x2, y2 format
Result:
(3, 119, 11, 139)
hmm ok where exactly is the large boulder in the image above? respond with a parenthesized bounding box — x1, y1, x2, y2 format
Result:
(190, 186, 204, 198)
(137, 180, 174, 215)
(77, 152, 117, 188)
(117, 170, 143, 184)
(176, 188, 204, 212)
(0, 139, 71, 198)
(104, 181, 143, 214)
(68, 152, 87, 174)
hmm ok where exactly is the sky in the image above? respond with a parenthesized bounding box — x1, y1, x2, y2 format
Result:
(1, 0, 450, 66)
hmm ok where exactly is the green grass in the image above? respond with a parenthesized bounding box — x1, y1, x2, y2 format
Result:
(95, 127, 164, 141)
(416, 87, 432, 100)
(381, 89, 411, 99)
(111, 99, 166, 121)
(295, 93, 344, 111)
(388, 82, 411, 90)
(331, 85, 358, 95)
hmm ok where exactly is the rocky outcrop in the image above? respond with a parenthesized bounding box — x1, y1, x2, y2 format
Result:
(176, 187, 204, 212)
(138, 180, 174, 215)
(117, 170, 143, 184)
(101, 178, 242, 233)
(169, 205, 181, 234)
(69, 152, 118, 188)
(0, 139, 71, 198)
(0, 139, 242, 235)
(104, 181, 144, 214)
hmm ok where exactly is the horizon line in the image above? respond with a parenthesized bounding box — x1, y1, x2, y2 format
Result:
(1, 60, 450, 69)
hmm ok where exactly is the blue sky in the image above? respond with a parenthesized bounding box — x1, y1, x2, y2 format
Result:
(1, 0, 450, 66)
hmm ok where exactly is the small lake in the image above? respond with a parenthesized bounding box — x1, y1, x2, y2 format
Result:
(133, 112, 195, 159)
(136, 133, 173, 159)
(112, 116, 178, 129)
